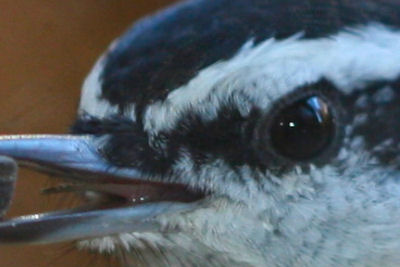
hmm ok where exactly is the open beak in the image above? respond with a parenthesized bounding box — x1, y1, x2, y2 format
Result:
(0, 135, 203, 245)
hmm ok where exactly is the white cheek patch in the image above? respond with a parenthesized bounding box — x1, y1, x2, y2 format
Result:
(143, 24, 400, 135)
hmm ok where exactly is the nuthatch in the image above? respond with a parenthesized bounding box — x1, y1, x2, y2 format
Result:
(1, 0, 400, 266)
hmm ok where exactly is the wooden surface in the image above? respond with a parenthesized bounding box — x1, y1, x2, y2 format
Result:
(0, 1, 176, 266)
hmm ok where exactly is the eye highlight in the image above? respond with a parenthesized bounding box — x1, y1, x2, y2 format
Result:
(269, 96, 335, 160)
(254, 83, 343, 165)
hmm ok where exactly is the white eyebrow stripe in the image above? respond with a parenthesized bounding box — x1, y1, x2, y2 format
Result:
(79, 56, 119, 119)
(79, 36, 139, 121)
(143, 23, 400, 135)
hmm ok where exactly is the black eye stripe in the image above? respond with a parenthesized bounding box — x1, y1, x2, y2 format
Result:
(74, 79, 345, 174)
(345, 77, 400, 168)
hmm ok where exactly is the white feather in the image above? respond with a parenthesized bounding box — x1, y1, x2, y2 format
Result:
(143, 24, 400, 135)
(79, 55, 119, 118)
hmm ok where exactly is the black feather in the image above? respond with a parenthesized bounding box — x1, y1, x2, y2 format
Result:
(100, 0, 400, 118)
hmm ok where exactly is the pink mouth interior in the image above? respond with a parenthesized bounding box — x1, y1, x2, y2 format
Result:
(42, 179, 205, 209)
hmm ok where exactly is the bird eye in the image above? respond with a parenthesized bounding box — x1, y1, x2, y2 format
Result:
(256, 94, 337, 162)
(270, 96, 335, 160)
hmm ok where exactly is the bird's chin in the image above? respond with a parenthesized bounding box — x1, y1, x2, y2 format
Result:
(0, 134, 204, 245)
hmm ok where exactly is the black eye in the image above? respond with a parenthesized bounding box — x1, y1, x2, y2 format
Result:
(267, 96, 336, 161)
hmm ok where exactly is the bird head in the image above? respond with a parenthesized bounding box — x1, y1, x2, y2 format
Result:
(1, 0, 400, 266)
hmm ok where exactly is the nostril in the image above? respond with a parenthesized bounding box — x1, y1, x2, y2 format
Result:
(0, 156, 17, 218)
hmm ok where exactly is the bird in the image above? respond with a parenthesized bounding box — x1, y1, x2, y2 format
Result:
(0, 0, 400, 266)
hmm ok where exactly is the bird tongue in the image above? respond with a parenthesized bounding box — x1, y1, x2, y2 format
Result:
(42, 182, 202, 204)
(0, 134, 202, 245)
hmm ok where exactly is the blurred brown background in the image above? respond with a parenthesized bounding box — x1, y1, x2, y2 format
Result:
(0, 0, 176, 266)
